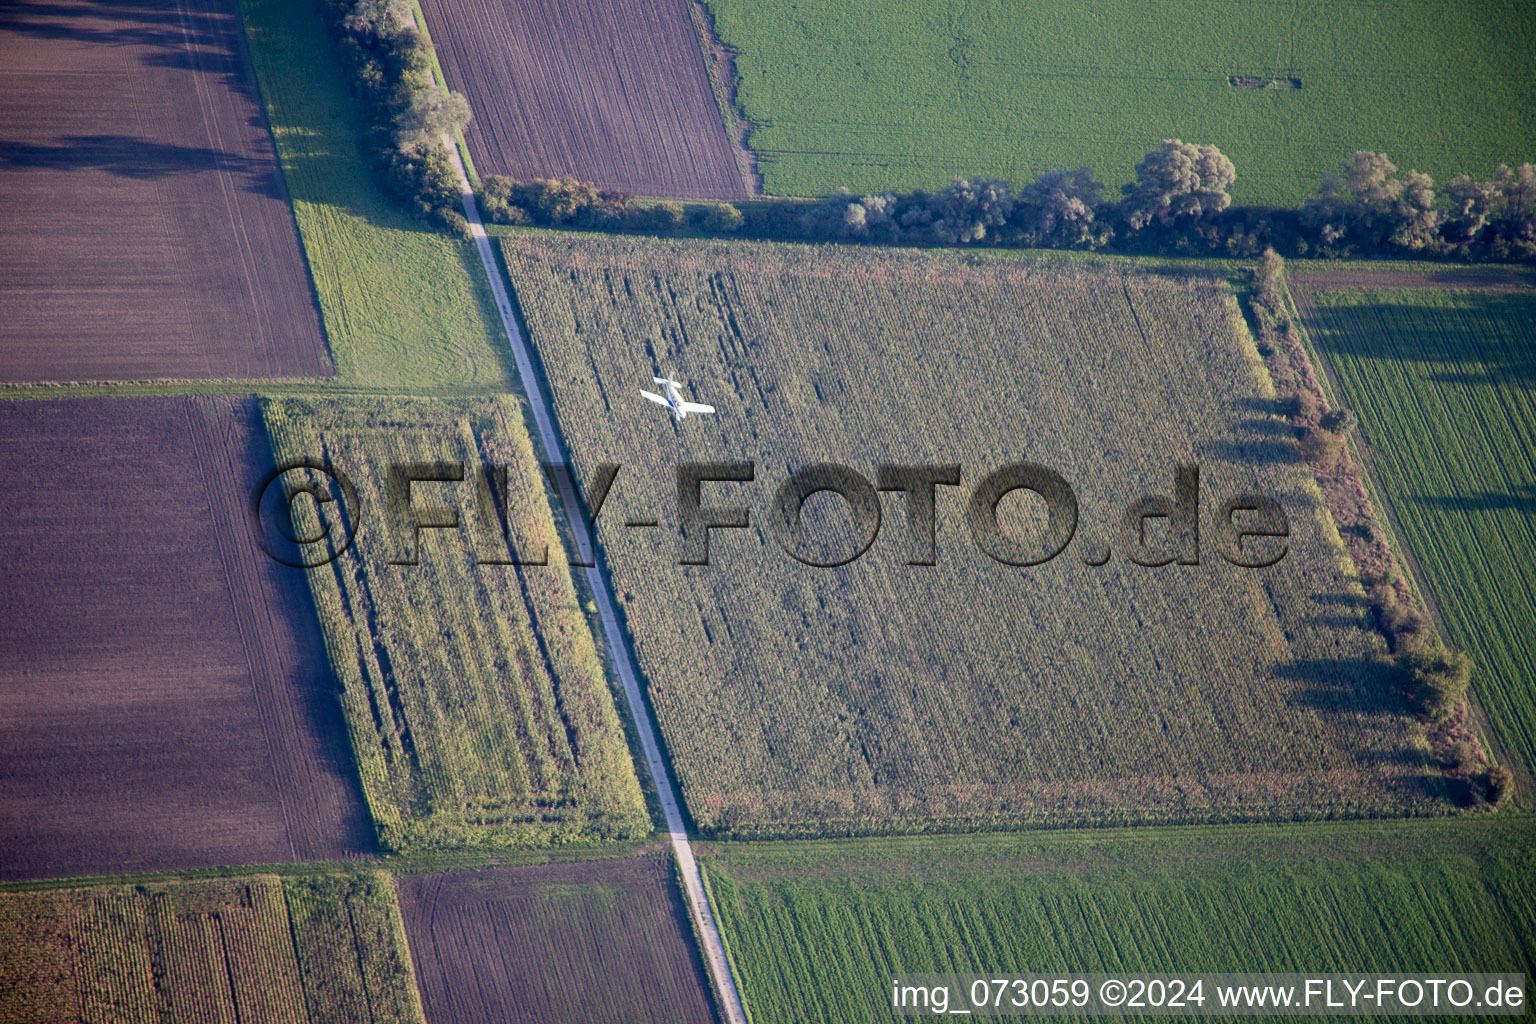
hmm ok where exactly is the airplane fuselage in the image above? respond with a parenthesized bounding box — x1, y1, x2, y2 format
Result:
(663, 380, 687, 420)
(642, 376, 715, 422)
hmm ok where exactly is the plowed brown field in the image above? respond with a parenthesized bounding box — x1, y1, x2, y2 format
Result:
(0, 0, 330, 382)
(398, 855, 718, 1024)
(0, 396, 370, 880)
(419, 0, 746, 199)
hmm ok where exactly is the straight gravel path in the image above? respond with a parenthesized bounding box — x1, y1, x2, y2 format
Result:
(444, 138, 750, 1024)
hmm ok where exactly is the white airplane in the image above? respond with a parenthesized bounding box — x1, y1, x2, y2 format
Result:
(641, 376, 715, 422)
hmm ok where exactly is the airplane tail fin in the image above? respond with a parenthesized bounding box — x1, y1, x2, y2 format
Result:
(653, 376, 681, 387)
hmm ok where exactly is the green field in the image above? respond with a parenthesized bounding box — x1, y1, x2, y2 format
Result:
(705, 0, 1536, 204)
(505, 232, 1444, 836)
(262, 397, 649, 850)
(0, 873, 423, 1024)
(240, 0, 512, 388)
(701, 819, 1536, 1023)
(1293, 281, 1536, 779)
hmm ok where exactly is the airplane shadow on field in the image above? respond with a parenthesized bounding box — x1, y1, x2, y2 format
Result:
(0, 135, 285, 199)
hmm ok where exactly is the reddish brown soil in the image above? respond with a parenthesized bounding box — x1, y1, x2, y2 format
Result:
(398, 854, 718, 1024)
(0, 0, 330, 382)
(419, 0, 747, 200)
(0, 397, 371, 881)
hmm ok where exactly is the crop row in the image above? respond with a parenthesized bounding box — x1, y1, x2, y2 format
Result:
(705, 0, 1536, 205)
(261, 397, 649, 850)
(0, 875, 421, 1024)
(701, 819, 1536, 1024)
(503, 234, 1439, 837)
(1295, 284, 1536, 778)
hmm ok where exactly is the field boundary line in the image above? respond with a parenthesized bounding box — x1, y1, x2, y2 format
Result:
(1282, 282, 1441, 620)
(687, 0, 761, 196)
(442, 137, 749, 1024)
(1282, 277, 1519, 786)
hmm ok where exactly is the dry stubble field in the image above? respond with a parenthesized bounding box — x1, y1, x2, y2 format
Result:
(262, 397, 650, 851)
(0, 397, 371, 881)
(506, 234, 1444, 836)
(0, 0, 329, 382)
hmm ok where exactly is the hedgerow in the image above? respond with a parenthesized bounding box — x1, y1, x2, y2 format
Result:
(481, 144, 1534, 264)
(319, 0, 471, 235)
(1244, 251, 1513, 808)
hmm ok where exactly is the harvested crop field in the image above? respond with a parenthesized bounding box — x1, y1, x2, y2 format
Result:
(0, 0, 329, 382)
(419, 0, 747, 200)
(505, 234, 1444, 836)
(0, 873, 423, 1024)
(0, 397, 371, 881)
(397, 854, 716, 1024)
(1288, 275, 1536, 778)
(262, 398, 649, 851)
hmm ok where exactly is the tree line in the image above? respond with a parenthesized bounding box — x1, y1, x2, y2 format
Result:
(321, 0, 473, 234)
(480, 141, 1535, 263)
(312, 8, 1533, 263)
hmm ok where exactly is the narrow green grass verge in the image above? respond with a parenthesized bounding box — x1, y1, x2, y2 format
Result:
(239, 0, 512, 388)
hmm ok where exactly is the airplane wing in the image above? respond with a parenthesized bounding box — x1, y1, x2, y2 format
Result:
(640, 390, 670, 407)
(680, 402, 715, 415)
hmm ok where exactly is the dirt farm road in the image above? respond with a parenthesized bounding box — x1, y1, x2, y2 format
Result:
(445, 138, 750, 1024)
